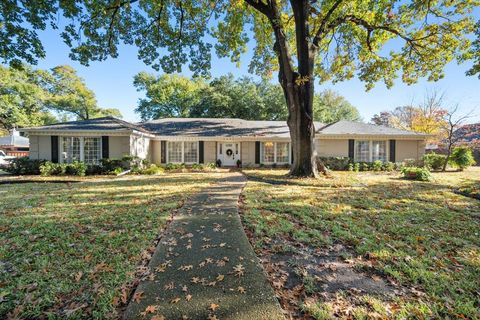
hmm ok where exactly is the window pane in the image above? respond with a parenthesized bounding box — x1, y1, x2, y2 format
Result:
(168, 142, 183, 163)
(355, 141, 370, 162)
(276, 142, 289, 163)
(61, 137, 80, 163)
(84, 137, 101, 164)
(372, 141, 387, 162)
(184, 141, 198, 163)
(262, 142, 275, 163)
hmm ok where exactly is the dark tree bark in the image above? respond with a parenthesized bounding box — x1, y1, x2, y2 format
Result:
(247, 0, 319, 177)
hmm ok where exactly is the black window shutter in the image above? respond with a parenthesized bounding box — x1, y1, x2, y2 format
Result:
(291, 143, 294, 163)
(389, 140, 396, 162)
(161, 141, 166, 163)
(199, 141, 204, 163)
(348, 139, 355, 160)
(51, 136, 59, 163)
(255, 141, 260, 164)
(101, 136, 109, 159)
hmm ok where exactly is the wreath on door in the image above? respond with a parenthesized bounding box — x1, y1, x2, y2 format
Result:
(226, 149, 233, 156)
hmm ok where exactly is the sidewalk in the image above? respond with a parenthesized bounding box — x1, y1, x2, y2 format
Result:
(124, 172, 284, 320)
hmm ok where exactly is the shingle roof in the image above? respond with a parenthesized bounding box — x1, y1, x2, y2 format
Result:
(22, 116, 150, 134)
(317, 120, 429, 137)
(20, 117, 428, 138)
(140, 118, 325, 138)
(0, 134, 29, 147)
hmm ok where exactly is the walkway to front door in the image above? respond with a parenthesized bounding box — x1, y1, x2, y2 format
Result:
(218, 142, 240, 166)
(123, 172, 283, 320)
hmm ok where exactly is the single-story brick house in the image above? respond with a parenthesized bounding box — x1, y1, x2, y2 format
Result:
(21, 116, 429, 166)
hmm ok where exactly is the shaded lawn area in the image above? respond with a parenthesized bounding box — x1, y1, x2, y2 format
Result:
(241, 168, 480, 319)
(0, 173, 217, 319)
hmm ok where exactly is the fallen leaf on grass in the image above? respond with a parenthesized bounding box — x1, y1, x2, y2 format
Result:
(179, 265, 193, 271)
(182, 285, 188, 292)
(209, 303, 220, 311)
(74, 271, 83, 282)
(133, 291, 144, 303)
(233, 264, 245, 277)
(216, 274, 224, 282)
(208, 315, 218, 320)
(170, 297, 181, 304)
(140, 305, 158, 316)
(164, 282, 174, 290)
(186, 294, 192, 301)
(191, 277, 201, 284)
(151, 316, 166, 320)
(237, 286, 246, 294)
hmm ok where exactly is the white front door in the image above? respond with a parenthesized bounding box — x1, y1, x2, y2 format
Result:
(219, 142, 240, 166)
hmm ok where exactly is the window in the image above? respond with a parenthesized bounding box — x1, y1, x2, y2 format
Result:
(61, 137, 81, 163)
(184, 141, 198, 163)
(60, 136, 101, 163)
(355, 140, 387, 162)
(355, 141, 370, 162)
(276, 142, 289, 163)
(261, 142, 275, 163)
(84, 137, 101, 164)
(168, 141, 183, 163)
(372, 141, 387, 162)
(261, 142, 290, 164)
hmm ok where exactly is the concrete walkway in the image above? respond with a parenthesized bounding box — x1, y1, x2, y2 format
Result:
(124, 172, 284, 320)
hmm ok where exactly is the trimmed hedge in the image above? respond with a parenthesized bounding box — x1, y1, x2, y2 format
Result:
(0, 157, 45, 175)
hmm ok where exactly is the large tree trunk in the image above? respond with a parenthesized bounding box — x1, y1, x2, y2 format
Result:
(286, 0, 318, 177)
(256, 0, 319, 177)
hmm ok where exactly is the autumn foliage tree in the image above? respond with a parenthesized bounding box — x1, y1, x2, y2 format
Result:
(1, 1, 478, 176)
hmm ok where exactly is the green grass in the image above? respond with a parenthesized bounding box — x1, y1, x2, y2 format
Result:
(241, 168, 480, 319)
(0, 173, 216, 319)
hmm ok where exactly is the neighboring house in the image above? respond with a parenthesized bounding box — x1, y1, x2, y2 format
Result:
(0, 128, 30, 157)
(21, 116, 429, 166)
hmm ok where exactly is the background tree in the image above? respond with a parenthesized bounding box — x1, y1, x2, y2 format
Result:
(0, 65, 57, 133)
(1, 1, 477, 176)
(47, 65, 122, 120)
(0, 64, 121, 132)
(134, 73, 360, 122)
(313, 90, 361, 123)
(370, 91, 449, 143)
(441, 105, 474, 171)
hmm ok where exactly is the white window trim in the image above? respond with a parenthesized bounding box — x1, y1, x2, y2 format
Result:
(260, 142, 291, 164)
(354, 140, 388, 162)
(166, 141, 199, 164)
(59, 136, 102, 164)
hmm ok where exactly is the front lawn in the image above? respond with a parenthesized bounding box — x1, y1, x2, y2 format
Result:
(241, 168, 480, 319)
(0, 173, 216, 319)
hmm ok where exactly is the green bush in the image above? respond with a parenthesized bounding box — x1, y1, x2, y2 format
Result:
(66, 162, 87, 176)
(40, 161, 87, 176)
(165, 163, 186, 171)
(401, 167, 432, 181)
(205, 162, 217, 170)
(423, 153, 446, 171)
(383, 161, 395, 171)
(354, 163, 360, 172)
(144, 164, 165, 175)
(2, 157, 45, 175)
(360, 162, 370, 171)
(449, 146, 476, 171)
(372, 160, 383, 171)
(318, 157, 350, 171)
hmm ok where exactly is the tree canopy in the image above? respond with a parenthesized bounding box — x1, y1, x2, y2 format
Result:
(133, 73, 361, 123)
(2, 0, 478, 176)
(0, 64, 121, 132)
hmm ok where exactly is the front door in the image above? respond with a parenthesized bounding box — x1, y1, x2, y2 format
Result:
(220, 142, 239, 166)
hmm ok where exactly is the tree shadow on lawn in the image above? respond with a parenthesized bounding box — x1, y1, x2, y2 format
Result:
(240, 176, 480, 318)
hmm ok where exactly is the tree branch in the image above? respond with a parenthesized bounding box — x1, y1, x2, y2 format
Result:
(243, 0, 272, 18)
(312, 0, 344, 47)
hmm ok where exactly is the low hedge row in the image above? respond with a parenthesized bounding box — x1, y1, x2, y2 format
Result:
(1, 157, 219, 176)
